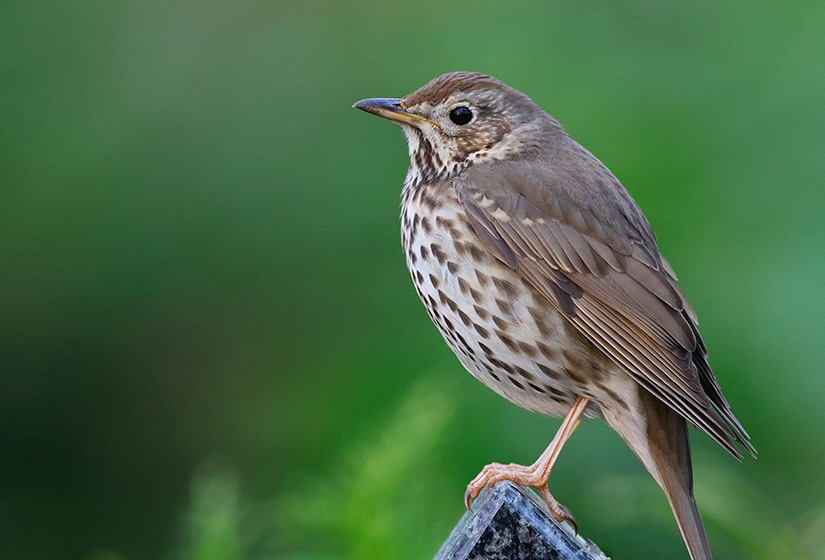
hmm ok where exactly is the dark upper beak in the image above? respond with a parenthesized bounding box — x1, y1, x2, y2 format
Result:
(352, 97, 440, 129)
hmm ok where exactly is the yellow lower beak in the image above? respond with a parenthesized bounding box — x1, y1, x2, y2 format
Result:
(353, 98, 440, 129)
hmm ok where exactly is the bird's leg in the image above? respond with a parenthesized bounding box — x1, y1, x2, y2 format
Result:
(464, 396, 589, 527)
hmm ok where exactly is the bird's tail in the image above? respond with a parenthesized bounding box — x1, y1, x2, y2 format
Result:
(603, 389, 713, 560)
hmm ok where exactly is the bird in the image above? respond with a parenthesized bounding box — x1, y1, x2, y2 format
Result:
(353, 72, 754, 560)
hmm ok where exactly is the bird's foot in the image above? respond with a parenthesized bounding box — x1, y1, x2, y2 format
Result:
(463, 399, 588, 530)
(537, 484, 577, 532)
(463, 463, 576, 530)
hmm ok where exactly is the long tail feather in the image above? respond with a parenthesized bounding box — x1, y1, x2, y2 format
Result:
(603, 388, 713, 560)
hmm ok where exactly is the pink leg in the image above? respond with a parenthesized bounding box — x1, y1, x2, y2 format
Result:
(464, 396, 589, 527)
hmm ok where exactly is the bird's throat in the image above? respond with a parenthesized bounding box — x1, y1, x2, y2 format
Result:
(401, 126, 469, 188)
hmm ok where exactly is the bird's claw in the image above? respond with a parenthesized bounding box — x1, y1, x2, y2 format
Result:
(537, 484, 577, 533)
(463, 487, 476, 510)
(464, 461, 525, 510)
(463, 465, 576, 533)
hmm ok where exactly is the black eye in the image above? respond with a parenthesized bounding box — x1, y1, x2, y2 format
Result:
(449, 106, 473, 125)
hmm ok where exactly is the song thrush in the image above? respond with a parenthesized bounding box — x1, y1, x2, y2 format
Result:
(354, 72, 754, 560)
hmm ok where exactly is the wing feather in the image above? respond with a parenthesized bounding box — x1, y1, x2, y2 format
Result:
(454, 157, 752, 457)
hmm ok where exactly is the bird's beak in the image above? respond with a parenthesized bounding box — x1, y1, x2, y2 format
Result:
(352, 97, 440, 129)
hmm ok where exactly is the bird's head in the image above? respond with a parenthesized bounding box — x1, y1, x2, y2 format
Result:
(354, 72, 562, 185)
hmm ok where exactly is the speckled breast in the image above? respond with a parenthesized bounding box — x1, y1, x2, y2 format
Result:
(400, 178, 603, 418)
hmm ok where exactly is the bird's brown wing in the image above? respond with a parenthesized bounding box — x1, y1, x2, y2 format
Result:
(455, 156, 753, 457)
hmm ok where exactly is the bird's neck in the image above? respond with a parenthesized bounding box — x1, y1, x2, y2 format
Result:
(400, 126, 469, 189)
(400, 117, 562, 190)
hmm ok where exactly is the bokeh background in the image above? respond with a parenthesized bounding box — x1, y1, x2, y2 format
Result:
(3, 1, 824, 559)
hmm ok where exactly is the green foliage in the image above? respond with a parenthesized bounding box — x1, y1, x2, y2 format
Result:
(186, 464, 243, 560)
(276, 376, 459, 560)
(1, 1, 824, 559)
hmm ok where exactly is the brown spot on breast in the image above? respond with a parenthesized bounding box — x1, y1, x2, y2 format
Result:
(473, 323, 490, 338)
(457, 277, 470, 295)
(475, 270, 490, 287)
(487, 357, 509, 373)
(492, 315, 509, 331)
(588, 359, 607, 382)
(495, 298, 513, 315)
(467, 243, 486, 261)
(447, 261, 459, 274)
(563, 366, 587, 385)
(528, 306, 553, 337)
(510, 378, 525, 391)
(457, 308, 472, 327)
(428, 273, 440, 288)
(473, 304, 490, 320)
(455, 331, 472, 353)
(514, 366, 535, 381)
(435, 216, 454, 229)
(563, 350, 589, 382)
(430, 243, 447, 264)
(528, 383, 547, 394)
(423, 194, 438, 210)
(536, 342, 556, 360)
(419, 245, 430, 260)
(438, 289, 458, 312)
(492, 277, 518, 298)
(421, 217, 431, 234)
(547, 386, 567, 398)
(517, 341, 537, 358)
(443, 328, 457, 343)
(494, 329, 517, 352)
(595, 381, 624, 406)
(537, 363, 561, 380)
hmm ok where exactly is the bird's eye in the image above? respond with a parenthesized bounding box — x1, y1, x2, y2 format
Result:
(449, 106, 473, 125)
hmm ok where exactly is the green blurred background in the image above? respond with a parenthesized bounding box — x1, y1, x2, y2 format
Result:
(2, 1, 824, 559)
